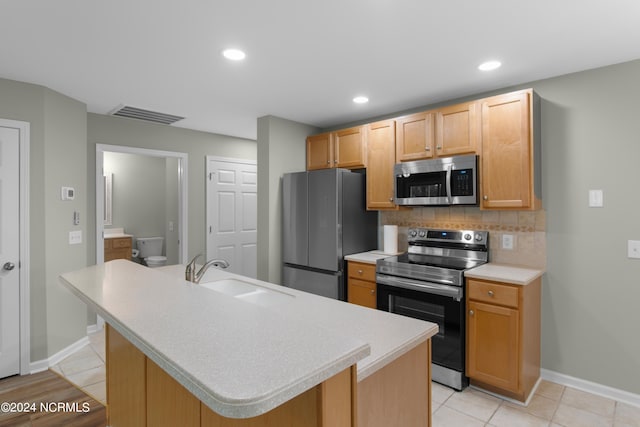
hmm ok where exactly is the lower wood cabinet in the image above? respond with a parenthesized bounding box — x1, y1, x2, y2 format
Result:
(347, 261, 377, 309)
(466, 277, 541, 402)
(104, 237, 132, 262)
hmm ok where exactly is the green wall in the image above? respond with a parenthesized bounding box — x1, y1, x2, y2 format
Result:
(0, 78, 88, 361)
(256, 116, 319, 284)
(87, 113, 257, 265)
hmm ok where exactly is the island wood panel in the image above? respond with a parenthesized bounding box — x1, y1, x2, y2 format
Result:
(107, 324, 356, 427)
(106, 325, 146, 427)
(201, 367, 355, 427)
(357, 340, 431, 427)
(147, 360, 201, 427)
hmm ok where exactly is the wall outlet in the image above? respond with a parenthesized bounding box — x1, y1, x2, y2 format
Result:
(502, 234, 514, 250)
(69, 230, 82, 245)
(628, 240, 640, 259)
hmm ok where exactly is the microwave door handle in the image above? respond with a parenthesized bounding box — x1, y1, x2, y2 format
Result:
(445, 164, 452, 204)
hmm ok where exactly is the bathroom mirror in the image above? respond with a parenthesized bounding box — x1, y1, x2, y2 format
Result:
(104, 173, 113, 225)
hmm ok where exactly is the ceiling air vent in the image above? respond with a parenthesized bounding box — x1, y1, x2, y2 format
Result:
(109, 105, 185, 125)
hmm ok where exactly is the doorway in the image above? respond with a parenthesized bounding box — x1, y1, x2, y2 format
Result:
(96, 144, 188, 266)
(0, 119, 30, 378)
(206, 157, 257, 278)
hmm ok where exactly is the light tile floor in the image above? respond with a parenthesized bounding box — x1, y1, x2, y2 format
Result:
(54, 329, 640, 426)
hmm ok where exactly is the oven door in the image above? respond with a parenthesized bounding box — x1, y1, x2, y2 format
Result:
(376, 274, 465, 374)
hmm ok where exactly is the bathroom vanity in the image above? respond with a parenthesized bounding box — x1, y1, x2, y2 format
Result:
(104, 236, 132, 261)
(60, 260, 437, 426)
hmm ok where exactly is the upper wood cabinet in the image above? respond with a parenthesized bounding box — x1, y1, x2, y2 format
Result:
(306, 126, 366, 170)
(436, 101, 479, 157)
(480, 89, 540, 210)
(395, 112, 436, 161)
(395, 102, 479, 162)
(366, 120, 397, 210)
(306, 132, 333, 170)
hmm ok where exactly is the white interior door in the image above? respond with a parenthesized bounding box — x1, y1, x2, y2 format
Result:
(0, 126, 21, 379)
(206, 158, 257, 278)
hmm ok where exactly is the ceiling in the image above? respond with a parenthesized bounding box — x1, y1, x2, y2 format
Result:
(2, 1, 639, 140)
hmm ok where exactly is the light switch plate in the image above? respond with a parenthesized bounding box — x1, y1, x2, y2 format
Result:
(69, 230, 82, 245)
(628, 240, 640, 259)
(589, 189, 603, 207)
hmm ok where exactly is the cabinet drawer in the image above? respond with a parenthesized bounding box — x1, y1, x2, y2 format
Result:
(348, 262, 376, 282)
(111, 237, 132, 248)
(467, 279, 519, 308)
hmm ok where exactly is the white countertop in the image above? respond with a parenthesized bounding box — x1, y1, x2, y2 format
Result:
(465, 263, 545, 286)
(344, 250, 401, 265)
(60, 260, 436, 419)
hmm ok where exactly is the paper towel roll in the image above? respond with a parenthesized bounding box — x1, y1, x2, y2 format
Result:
(383, 225, 398, 254)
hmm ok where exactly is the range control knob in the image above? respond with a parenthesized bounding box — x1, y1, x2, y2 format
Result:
(464, 233, 472, 241)
(475, 234, 483, 242)
(418, 230, 426, 238)
(409, 230, 418, 237)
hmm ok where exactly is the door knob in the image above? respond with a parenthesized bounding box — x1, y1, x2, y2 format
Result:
(3, 262, 15, 271)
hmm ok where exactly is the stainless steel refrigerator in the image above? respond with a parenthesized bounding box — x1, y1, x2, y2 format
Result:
(282, 168, 378, 300)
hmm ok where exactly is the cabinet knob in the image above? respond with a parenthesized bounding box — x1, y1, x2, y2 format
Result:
(483, 195, 489, 200)
(425, 146, 431, 151)
(370, 289, 375, 294)
(358, 270, 363, 275)
(327, 160, 331, 165)
(469, 310, 474, 316)
(488, 290, 494, 297)
(389, 197, 393, 202)
(436, 145, 442, 150)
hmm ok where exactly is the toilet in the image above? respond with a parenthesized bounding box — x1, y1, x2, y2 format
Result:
(135, 237, 167, 268)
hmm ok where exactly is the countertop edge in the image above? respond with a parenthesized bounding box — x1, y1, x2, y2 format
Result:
(356, 323, 438, 380)
(59, 272, 370, 419)
(464, 263, 545, 286)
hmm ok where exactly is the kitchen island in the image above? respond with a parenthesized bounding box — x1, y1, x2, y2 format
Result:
(60, 260, 437, 426)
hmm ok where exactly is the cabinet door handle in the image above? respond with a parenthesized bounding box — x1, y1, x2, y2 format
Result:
(483, 195, 489, 200)
(436, 145, 442, 150)
(358, 270, 363, 275)
(425, 146, 431, 151)
(488, 290, 494, 297)
(469, 310, 474, 316)
(370, 289, 375, 294)
(327, 160, 331, 165)
(389, 197, 393, 202)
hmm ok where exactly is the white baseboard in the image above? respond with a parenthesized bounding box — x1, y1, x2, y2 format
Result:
(30, 336, 90, 374)
(86, 323, 102, 335)
(541, 368, 640, 408)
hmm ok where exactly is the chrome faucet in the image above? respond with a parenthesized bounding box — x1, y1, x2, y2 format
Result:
(185, 254, 230, 284)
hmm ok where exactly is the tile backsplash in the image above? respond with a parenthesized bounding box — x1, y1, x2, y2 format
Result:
(380, 207, 546, 269)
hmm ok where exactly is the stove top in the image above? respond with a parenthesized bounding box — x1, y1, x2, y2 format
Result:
(376, 228, 489, 286)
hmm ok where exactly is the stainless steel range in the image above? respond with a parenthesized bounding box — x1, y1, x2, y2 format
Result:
(376, 228, 489, 390)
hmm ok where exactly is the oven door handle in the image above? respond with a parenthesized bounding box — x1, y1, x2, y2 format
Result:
(377, 274, 463, 301)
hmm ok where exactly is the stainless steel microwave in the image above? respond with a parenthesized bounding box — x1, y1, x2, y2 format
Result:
(394, 155, 478, 206)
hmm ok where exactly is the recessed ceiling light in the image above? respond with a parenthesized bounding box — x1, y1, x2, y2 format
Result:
(353, 96, 369, 104)
(222, 48, 246, 61)
(478, 60, 501, 71)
